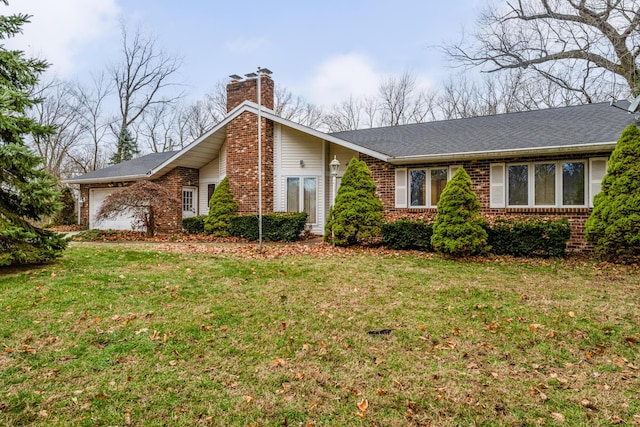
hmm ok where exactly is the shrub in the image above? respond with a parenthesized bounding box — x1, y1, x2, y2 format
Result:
(182, 215, 206, 234)
(585, 124, 640, 262)
(324, 158, 384, 246)
(381, 219, 433, 251)
(204, 177, 238, 237)
(431, 168, 488, 257)
(488, 218, 571, 257)
(230, 212, 308, 242)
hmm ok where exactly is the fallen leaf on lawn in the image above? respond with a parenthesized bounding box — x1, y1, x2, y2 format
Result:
(39, 410, 49, 417)
(309, 402, 317, 410)
(418, 324, 426, 331)
(581, 399, 598, 410)
(243, 395, 254, 403)
(530, 324, 543, 331)
(568, 311, 576, 318)
(118, 275, 125, 279)
(393, 379, 404, 389)
(168, 360, 178, 366)
(134, 328, 148, 335)
(354, 411, 366, 419)
(357, 399, 368, 411)
(376, 388, 387, 396)
(273, 358, 286, 366)
(551, 412, 565, 423)
(124, 409, 132, 425)
(546, 330, 557, 338)
(150, 330, 160, 340)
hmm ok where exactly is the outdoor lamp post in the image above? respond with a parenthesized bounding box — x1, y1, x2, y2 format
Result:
(329, 155, 340, 206)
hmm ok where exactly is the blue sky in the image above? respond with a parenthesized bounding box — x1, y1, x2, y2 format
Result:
(5, 0, 486, 106)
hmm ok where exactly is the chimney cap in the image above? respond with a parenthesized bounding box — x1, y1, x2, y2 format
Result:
(245, 72, 258, 78)
(229, 74, 243, 81)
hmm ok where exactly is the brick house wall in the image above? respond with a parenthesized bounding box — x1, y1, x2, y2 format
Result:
(79, 167, 198, 233)
(362, 152, 612, 252)
(225, 76, 275, 214)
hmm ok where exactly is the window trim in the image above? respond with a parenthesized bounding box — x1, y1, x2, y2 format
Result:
(407, 166, 451, 208)
(285, 176, 318, 225)
(503, 160, 591, 208)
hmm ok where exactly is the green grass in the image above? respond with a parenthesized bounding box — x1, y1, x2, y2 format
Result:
(1, 243, 639, 426)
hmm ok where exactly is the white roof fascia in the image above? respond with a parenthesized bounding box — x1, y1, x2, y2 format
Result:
(241, 102, 390, 162)
(145, 106, 249, 178)
(387, 142, 617, 165)
(64, 174, 150, 185)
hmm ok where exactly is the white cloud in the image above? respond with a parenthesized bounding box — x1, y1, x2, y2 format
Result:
(225, 36, 269, 54)
(307, 53, 383, 106)
(4, 0, 120, 75)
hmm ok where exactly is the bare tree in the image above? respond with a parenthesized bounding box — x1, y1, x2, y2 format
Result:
(274, 84, 324, 129)
(70, 73, 114, 173)
(444, 0, 640, 98)
(378, 71, 438, 126)
(323, 96, 365, 132)
(110, 24, 182, 160)
(28, 79, 83, 180)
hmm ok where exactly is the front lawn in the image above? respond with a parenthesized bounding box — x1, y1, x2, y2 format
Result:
(1, 244, 638, 426)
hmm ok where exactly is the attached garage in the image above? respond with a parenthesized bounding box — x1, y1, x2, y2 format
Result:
(89, 188, 142, 231)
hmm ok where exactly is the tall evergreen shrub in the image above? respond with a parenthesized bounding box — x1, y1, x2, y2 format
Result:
(324, 158, 384, 246)
(585, 124, 640, 261)
(431, 168, 488, 256)
(204, 177, 238, 237)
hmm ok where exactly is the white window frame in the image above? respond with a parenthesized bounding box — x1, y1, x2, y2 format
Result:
(286, 176, 318, 225)
(407, 166, 452, 208)
(500, 160, 593, 208)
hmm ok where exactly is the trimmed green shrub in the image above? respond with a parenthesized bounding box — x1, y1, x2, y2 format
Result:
(324, 158, 384, 246)
(488, 218, 571, 257)
(431, 168, 488, 256)
(585, 124, 640, 262)
(204, 177, 238, 237)
(182, 215, 206, 234)
(381, 219, 433, 251)
(230, 212, 308, 242)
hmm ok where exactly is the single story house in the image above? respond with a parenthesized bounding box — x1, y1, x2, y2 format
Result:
(65, 74, 638, 250)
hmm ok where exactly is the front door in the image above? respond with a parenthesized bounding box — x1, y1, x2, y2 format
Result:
(182, 187, 197, 218)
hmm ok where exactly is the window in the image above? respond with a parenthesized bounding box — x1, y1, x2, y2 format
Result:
(286, 177, 317, 223)
(498, 159, 599, 208)
(407, 167, 451, 207)
(508, 164, 528, 206)
(207, 184, 216, 202)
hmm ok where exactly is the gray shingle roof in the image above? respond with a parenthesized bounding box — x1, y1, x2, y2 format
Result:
(330, 102, 636, 158)
(69, 151, 177, 182)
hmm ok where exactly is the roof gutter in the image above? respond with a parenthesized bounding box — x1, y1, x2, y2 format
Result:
(63, 174, 151, 185)
(386, 142, 617, 165)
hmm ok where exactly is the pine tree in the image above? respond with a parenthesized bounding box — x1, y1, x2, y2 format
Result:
(325, 158, 384, 246)
(431, 168, 488, 257)
(585, 124, 640, 262)
(204, 177, 238, 236)
(110, 126, 139, 165)
(0, 2, 67, 266)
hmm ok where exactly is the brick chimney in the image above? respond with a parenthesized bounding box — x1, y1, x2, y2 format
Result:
(226, 74, 274, 112)
(225, 74, 275, 214)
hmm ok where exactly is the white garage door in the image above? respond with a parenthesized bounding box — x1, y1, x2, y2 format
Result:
(89, 188, 141, 231)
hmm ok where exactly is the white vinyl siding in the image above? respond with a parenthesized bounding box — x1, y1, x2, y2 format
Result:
(281, 126, 323, 170)
(199, 157, 220, 215)
(219, 142, 227, 178)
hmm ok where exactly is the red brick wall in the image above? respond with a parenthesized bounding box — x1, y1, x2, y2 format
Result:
(362, 152, 611, 252)
(79, 167, 199, 233)
(227, 75, 274, 112)
(225, 75, 275, 214)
